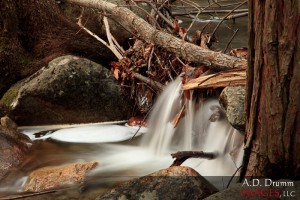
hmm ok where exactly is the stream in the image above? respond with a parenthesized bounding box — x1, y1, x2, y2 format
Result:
(0, 0, 248, 199)
(1, 78, 244, 199)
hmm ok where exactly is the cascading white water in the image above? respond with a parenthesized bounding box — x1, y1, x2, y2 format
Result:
(4, 77, 245, 193)
(141, 76, 244, 178)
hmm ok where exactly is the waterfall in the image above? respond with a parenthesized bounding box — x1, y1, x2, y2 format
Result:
(141, 76, 244, 177)
(9, 77, 245, 192)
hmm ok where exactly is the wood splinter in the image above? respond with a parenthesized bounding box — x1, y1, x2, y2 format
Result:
(170, 151, 217, 167)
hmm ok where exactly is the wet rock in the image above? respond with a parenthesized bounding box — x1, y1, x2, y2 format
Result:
(97, 166, 218, 200)
(23, 161, 98, 192)
(219, 86, 246, 132)
(1, 115, 18, 131)
(1, 55, 132, 125)
(0, 129, 29, 183)
(0, 116, 30, 144)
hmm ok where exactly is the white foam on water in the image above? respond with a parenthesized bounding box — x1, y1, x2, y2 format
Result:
(10, 77, 244, 192)
(50, 125, 144, 143)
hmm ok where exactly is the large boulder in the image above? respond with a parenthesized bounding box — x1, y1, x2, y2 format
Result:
(0, 55, 132, 125)
(219, 86, 246, 132)
(23, 161, 98, 192)
(97, 166, 218, 200)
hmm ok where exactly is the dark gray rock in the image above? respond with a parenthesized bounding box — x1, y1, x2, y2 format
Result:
(219, 86, 245, 133)
(0, 55, 132, 125)
(97, 166, 218, 200)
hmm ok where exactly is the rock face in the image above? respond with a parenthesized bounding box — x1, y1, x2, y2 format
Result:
(23, 161, 98, 192)
(97, 166, 218, 200)
(1, 56, 132, 125)
(219, 86, 246, 132)
(0, 129, 29, 182)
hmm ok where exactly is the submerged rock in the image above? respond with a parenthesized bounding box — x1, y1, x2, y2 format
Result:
(219, 86, 246, 132)
(23, 161, 98, 192)
(1, 55, 132, 125)
(97, 166, 218, 200)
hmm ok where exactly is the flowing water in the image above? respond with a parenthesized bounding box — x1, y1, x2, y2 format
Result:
(1, 77, 244, 195)
(1, 0, 248, 195)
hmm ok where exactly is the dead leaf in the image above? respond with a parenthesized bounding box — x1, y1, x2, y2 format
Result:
(179, 27, 186, 39)
(184, 90, 190, 100)
(173, 19, 180, 32)
(230, 47, 247, 59)
(128, 116, 147, 127)
(135, 59, 144, 66)
(132, 40, 144, 50)
(171, 106, 185, 128)
(113, 69, 120, 80)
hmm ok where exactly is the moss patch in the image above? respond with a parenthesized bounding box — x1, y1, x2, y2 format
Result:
(0, 86, 19, 107)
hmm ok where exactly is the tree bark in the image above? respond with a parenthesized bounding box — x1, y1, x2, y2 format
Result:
(66, 0, 247, 71)
(242, 0, 300, 179)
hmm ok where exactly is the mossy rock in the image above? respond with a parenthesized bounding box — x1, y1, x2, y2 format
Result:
(219, 86, 246, 133)
(4, 55, 133, 125)
(0, 83, 22, 107)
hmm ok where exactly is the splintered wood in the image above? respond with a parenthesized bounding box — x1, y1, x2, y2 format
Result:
(182, 69, 246, 90)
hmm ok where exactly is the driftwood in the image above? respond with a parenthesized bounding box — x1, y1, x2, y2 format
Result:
(170, 151, 216, 167)
(182, 69, 246, 90)
(66, 0, 247, 71)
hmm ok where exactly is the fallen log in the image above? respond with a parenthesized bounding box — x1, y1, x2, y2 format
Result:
(182, 69, 246, 90)
(66, 0, 247, 71)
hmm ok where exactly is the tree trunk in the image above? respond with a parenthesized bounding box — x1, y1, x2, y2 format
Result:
(243, 0, 300, 179)
(0, 0, 114, 96)
(66, 0, 247, 71)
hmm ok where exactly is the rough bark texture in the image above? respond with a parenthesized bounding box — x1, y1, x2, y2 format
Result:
(66, 0, 247, 71)
(243, 0, 300, 178)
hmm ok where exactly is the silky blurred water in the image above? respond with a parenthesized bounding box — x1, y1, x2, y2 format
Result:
(0, 0, 247, 196)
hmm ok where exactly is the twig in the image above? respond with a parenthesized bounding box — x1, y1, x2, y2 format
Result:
(147, 46, 155, 71)
(225, 12, 248, 20)
(132, 72, 164, 91)
(133, 0, 173, 28)
(172, 9, 248, 16)
(128, 0, 161, 28)
(148, 3, 173, 28)
(200, 21, 211, 34)
(170, 151, 216, 167)
(0, 190, 57, 200)
(226, 165, 243, 188)
(183, 0, 219, 37)
(103, 16, 125, 56)
(130, 106, 152, 140)
(223, 28, 239, 53)
(209, 0, 247, 43)
(101, 12, 144, 40)
(77, 11, 123, 60)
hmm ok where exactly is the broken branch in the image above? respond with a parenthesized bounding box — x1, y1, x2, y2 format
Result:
(170, 151, 216, 167)
(67, 0, 247, 70)
(132, 72, 164, 91)
(182, 69, 246, 90)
